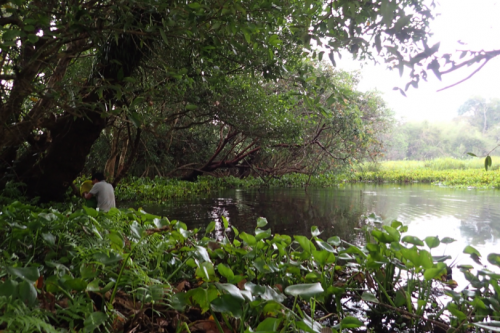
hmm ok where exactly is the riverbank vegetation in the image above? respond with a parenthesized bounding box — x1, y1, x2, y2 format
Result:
(1, 201, 500, 332)
(355, 158, 500, 188)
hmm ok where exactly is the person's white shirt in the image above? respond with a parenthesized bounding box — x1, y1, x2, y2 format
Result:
(89, 180, 116, 212)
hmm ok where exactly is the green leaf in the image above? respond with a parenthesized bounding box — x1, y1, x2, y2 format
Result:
(108, 231, 124, 250)
(440, 237, 456, 244)
(485, 155, 492, 171)
(2, 29, 21, 40)
(7, 266, 40, 283)
(93, 252, 123, 266)
(217, 264, 235, 280)
(206, 221, 215, 234)
(255, 317, 283, 332)
(464, 245, 481, 256)
(211, 293, 243, 318)
(41, 232, 56, 245)
(215, 283, 244, 301)
(340, 316, 364, 329)
(84, 312, 107, 333)
(294, 235, 315, 253)
(222, 216, 229, 230)
(447, 303, 467, 321)
(311, 226, 322, 237)
(402, 235, 424, 246)
(188, 286, 219, 313)
(383, 226, 400, 242)
(195, 262, 217, 282)
(487, 253, 500, 267)
(256, 217, 268, 228)
(0, 279, 18, 298)
(424, 236, 440, 249)
(473, 321, 500, 331)
(361, 291, 379, 303)
(327, 236, 341, 246)
(467, 152, 477, 157)
(315, 238, 335, 253)
(239, 232, 256, 246)
(63, 278, 88, 292)
(194, 246, 211, 263)
(19, 280, 37, 306)
(424, 266, 446, 280)
(284, 282, 324, 299)
(255, 228, 272, 241)
(185, 104, 198, 110)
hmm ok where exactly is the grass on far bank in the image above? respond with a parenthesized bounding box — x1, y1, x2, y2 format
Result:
(355, 157, 500, 189)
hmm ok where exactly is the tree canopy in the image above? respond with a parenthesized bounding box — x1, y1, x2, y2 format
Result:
(0, 0, 446, 200)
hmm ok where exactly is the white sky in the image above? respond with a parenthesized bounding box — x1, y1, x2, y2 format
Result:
(337, 0, 500, 122)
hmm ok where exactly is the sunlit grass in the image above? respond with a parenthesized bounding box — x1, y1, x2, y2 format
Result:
(355, 157, 500, 188)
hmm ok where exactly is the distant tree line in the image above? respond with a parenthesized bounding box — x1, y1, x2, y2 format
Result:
(382, 97, 500, 160)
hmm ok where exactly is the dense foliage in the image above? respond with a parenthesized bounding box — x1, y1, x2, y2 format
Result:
(0, 0, 441, 201)
(382, 98, 500, 161)
(1, 202, 500, 332)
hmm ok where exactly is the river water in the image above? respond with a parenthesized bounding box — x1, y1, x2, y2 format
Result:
(140, 183, 500, 281)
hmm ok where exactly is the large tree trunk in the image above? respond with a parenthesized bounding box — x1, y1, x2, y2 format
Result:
(6, 31, 147, 201)
(15, 107, 106, 201)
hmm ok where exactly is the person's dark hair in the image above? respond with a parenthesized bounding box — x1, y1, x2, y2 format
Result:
(92, 172, 105, 182)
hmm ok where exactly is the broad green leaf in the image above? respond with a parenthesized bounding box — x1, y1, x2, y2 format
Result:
(217, 264, 235, 280)
(425, 236, 440, 249)
(206, 221, 215, 234)
(294, 235, 315, 253)
(424, 266, 446, 280)
(19, 280, 37, 306)
(256, 217, 268, 228)
(464, 245, 481, 256)
(108, 231, 124, 250)
(188, 286, 219, 313)
(315, 238, 335, 253)
(239, 232, 256, 245)
(327, 236, 341, 246)
(312, 250, 335, 266)
(383, 226, 400, 242)
(215, 283, 244, 301)
(84, 312, 107, 333)
(488, 253, 500, 267)
(361, 292, 379, 303)
(63, 278, 88, 291)
(341, 316, 364, 329)
(255, 228, 272, 240)
(211, 294, 243, 318)
(284, 282, 324, 299)
(222, 216, 229, 230)
(195, 262, 217, 282)
(401, 235, 424, 246)
(440, 237, 456, 244)
(93, 252, 123, 266)
(255, 317, 283, 332)
(7, 266, 40, 283)
(447, 303, 467, 321)
(41, 232, 56, 245)
(0, 279, 18, 298)
(194, 245, 211, 263)
(311, 226, 322, 237)
(473, 321, 500, 331)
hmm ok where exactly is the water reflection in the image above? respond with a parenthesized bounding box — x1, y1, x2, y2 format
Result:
(139, 183, 500, 261)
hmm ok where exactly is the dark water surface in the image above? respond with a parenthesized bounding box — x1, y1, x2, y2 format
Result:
(136, 183, 500, 274)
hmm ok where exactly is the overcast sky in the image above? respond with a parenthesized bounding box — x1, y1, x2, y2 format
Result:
(337, 0, 500, 122)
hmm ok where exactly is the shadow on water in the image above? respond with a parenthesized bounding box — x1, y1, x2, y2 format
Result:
(131, 183, 500, 256)
(135, 187, 371, 244)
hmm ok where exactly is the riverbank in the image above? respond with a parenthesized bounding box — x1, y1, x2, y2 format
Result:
(1, 201, 499, 332)
(355, 158, 500, 189)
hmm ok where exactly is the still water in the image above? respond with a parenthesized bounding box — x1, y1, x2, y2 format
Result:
(140, 183, 500, 276)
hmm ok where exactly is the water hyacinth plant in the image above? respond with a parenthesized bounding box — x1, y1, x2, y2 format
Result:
(0, 202, 499, 332)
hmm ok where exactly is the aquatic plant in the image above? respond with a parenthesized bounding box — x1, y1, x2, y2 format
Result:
(1, 202, 499, 332)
